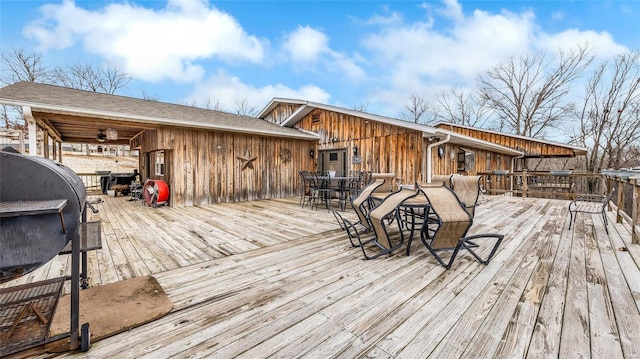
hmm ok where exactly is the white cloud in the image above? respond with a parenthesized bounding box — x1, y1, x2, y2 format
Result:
(535, 29, 627, 58)
(23, 0, 265, 82)
(437, 0, 464, 22)
(283, 26, 329, 63)
(282, 26, 365, 81)
(186, 70, 331, 112)
(360, 0, 627, 112)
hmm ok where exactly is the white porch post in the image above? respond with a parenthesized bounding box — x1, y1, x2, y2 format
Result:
(23, 106, 38, 156)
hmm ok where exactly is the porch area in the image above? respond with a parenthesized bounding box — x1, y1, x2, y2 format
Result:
(7, 194, 640, 358)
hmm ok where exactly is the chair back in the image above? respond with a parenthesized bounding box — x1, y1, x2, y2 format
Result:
(418, 184, 472, 250)
(430, 174, 454, 188)
(450, 175, 481, 217)
(371, 173, 396, 193)
(351, 178, 384, 227)
(368, 189, 418, 249)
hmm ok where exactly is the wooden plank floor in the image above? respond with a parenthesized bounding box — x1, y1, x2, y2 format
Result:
(4, 194, 640, 358)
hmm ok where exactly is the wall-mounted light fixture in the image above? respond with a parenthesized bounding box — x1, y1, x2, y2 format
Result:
(353, 145, 358, 156)
(309, 148, 315, 158)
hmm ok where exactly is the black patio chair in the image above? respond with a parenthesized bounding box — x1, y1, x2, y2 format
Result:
(417, 184, 504, 270)
(568, 187, 616, 234)
(299, 171, 317, 208)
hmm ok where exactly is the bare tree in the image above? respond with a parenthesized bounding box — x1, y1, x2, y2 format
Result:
(479, 44, 593, 137)
(51, 62, 130, 94)
(0, 48, 50, 84)
(399, 93, 431, 123)
(233, 98, 258, 116)
(571, 50, 640, 172)
(141, 90, 160, 101)
(353, 102, 369, 112)
(433, 87, 493, 127)
(203, 97, 226, 112)
(0, 48, 53, 129)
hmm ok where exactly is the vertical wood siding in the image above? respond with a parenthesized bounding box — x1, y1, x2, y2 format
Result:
(296, 109, 425, 185)
(437, 124, 577, 157)
(134, 127, 314, 207)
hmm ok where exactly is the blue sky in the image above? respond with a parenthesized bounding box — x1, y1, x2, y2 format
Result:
(0, 0, 638, 120)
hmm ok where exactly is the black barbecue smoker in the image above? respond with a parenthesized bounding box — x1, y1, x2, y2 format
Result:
(0, 148, 101, 355)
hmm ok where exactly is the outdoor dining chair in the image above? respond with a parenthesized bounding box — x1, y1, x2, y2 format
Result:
(299, 171, 317, 207)
(345, 178, 384, 231)
(357, 188, 419, 259)
(417, 184, 504, 269)
(450, 175, 482, 217)
(371, 172, 396, 194)
(430, 174, 455, 188)
(333, 210, 377, 249)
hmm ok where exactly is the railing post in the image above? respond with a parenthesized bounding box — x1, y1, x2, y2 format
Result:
(616, 179, 624, 224)
(632, 177, 639, 244)
(522, 169, 528, 198)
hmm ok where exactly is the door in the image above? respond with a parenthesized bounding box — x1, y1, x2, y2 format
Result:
(319, 149, 347, 176)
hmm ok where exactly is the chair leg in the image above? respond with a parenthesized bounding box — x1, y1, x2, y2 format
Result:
(420, 230, 461, 269)
(602, 210, 609, 234)
(568, 210, 575, 230)
(462, 234, 504, 265)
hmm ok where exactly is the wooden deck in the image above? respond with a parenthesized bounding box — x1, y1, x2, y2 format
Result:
(4, 194, 640, 358)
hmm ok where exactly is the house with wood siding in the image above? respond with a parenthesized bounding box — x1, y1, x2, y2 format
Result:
(0, 82, 586, 207)
(258, 98, 528, 184)
(0, 82, 318, 207)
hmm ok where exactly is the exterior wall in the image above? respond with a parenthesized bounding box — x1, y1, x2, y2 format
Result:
(429, 143, 513, 176)
(294, 108, 425, 185)
(436, 123, 577, 157)
(263, 104, 520, 187)
(132, 126, 314, 207)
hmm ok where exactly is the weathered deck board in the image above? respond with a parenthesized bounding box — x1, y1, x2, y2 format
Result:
(2, 195, 639, 358)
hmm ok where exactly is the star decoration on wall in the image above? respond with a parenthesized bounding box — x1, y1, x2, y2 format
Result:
(237, 150, 257, 170)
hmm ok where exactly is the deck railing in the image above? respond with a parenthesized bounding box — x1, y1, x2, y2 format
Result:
(480, 170, 639, 244)
(76, 172, 104, 194)
(605, 175, 640, 244)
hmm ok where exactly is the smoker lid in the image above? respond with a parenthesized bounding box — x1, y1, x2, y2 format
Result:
(0, 150, 86, 283)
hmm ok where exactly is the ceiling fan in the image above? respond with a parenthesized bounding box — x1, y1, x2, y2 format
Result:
(96, 129, 107, 142)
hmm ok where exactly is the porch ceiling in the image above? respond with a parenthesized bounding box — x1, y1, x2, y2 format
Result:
(33, 110, 153, 145)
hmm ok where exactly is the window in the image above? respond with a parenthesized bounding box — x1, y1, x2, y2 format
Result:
(458, 149, 476, 172)
(329, 152, 338, 161)
(486, 153, 491, 172)
(155, 151, 165, 176)
(465, 151, 476, 172)
(312, 114, 321, 124)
